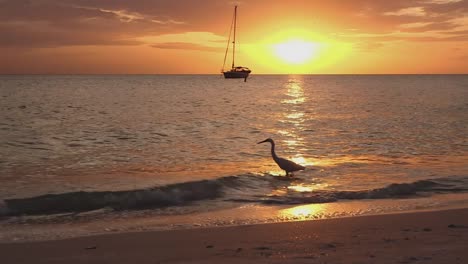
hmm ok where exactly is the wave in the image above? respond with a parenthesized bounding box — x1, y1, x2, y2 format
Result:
(249, 179, 460, 205)
(3, 178, 228, 216)
(2, 175, 467, 217)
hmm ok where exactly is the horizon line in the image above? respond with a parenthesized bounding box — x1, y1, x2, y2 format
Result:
(1, 73, 467, 76)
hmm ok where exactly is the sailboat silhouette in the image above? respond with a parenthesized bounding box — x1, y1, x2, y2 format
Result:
(221, 6, 251, 81)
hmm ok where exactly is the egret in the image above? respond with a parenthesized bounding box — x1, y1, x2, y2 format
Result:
(257, 138, 305, 176)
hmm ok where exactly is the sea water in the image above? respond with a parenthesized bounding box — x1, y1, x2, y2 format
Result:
(0, 74, 467, 241)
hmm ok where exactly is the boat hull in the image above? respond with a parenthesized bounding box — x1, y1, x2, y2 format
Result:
(223, 71, 250, 79)
(223, 66, 252, 79)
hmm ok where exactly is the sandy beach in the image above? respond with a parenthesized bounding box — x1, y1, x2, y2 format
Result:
(1, 208, 467, 264)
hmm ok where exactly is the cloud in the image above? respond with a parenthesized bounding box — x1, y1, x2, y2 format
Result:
(339, 29, 468, 42)
(423, 0, 463, 4)
(71, 5, 185, 25)
(151, 42, 223, 52)
(384, 7, 426, 16)
(331, 0, 468, 43)
(2, 0, 466, 50)
(448, 16, 468, 31)
(144, 31, 225, 52)
(0, 0, 189, 48)
(75, 6, 146, 23)
(0, 21, 142, 48)
(399, 22, 434, 28)
(142, 31, 225, 43)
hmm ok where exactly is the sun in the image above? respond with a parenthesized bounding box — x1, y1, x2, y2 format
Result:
(273, 40, 319, 64)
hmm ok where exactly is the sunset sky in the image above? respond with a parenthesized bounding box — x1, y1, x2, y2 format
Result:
(1, 0, 467, 74)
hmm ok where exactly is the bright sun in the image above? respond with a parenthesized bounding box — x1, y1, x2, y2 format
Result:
(273, 40, 319, 64)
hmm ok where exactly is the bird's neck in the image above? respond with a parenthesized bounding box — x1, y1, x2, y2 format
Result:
(270, 142, 279, 159)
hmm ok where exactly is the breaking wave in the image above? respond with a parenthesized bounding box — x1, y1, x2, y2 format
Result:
(2, 174, 467, 216)
(250, 179, 467, 205)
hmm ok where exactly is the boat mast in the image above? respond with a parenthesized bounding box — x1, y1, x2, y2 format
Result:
(221, 6, 234, 73)
(232, 5, 237, 69)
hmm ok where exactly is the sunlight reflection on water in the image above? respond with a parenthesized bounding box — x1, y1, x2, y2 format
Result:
(280, 76, 307, 164)
(280, 204, 326, 220)
(287, 182, 329, 193)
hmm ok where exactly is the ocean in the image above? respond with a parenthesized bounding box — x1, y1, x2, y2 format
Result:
(1, 74, 467, 241)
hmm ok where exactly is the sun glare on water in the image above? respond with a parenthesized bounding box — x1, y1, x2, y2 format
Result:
(273, 40, 320, 64)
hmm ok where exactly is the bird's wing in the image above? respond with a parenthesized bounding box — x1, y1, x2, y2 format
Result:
(276, 157, 305, 171)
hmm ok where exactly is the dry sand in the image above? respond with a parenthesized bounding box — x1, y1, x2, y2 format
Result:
(1, 208, 468, 263)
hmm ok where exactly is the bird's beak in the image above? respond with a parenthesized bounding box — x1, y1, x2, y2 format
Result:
(257, 139, 268, 144)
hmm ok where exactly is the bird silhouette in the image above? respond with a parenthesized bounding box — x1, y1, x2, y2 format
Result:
(257, 138, 305, 176)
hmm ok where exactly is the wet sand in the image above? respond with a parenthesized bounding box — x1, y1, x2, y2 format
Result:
(1, 208, 468, 264)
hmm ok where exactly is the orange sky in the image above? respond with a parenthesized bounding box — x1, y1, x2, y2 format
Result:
(0, 0, 467, 74)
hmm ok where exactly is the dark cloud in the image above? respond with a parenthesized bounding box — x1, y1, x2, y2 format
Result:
(0, 0, 466, 48)
(0, 22, 142, 47)
(0, 0, 198, 48)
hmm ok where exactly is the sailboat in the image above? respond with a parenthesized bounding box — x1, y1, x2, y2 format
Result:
(222, 5, 251, 80)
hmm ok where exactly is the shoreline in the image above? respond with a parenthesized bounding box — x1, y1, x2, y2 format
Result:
(2, 192, 468, 242)
(2, 207, 468, 263)
(2, 192, 468, 244)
